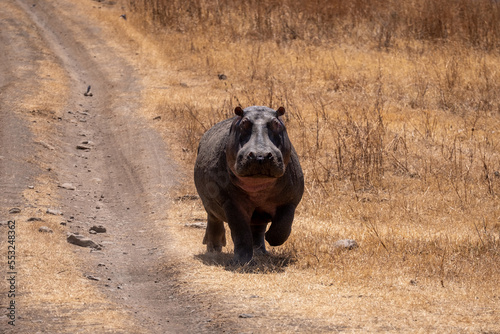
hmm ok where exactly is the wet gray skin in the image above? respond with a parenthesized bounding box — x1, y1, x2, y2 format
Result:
(194, 106, 304, 264)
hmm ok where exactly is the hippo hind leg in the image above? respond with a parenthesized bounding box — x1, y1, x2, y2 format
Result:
(203, 213, 226, 252)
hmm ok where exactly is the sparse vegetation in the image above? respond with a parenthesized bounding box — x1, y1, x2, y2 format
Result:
(126, 0, 500, 288)
(118, 3, 500, 328)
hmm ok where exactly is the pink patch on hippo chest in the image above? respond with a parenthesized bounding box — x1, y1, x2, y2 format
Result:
(235, 177, 278, 216)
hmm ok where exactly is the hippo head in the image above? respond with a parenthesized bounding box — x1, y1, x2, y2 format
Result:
(226, 106, 292, 179)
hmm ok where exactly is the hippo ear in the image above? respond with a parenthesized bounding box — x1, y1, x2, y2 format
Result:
(235, 106, 244, 117)
(276, 106, 285, 117)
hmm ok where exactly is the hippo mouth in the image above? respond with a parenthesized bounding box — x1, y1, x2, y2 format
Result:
(234, 164, 285, 178)
(240, 172, 278, 178)
(231, 173, 279, 193)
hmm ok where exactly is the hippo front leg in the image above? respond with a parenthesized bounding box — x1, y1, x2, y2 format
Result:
(265, 204, 297, 246)
(203, 213, 226, 252)
(252, 223, 268, 255)
(223, 201, 253, 264)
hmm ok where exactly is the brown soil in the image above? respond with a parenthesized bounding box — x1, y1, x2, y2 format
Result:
(0, 0, 237, 332)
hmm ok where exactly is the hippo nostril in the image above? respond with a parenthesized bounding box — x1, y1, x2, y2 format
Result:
(247, 151, 273, 162)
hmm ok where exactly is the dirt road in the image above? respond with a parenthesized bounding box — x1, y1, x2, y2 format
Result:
(0, 0, 234, 332)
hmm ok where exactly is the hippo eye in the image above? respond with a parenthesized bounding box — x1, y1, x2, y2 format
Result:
(268, 119, 284, 146)
(270, 118, 283, 133)
(239, 118, 252, 133)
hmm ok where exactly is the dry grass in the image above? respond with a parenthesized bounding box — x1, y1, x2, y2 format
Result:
(114, 0, 500, 331)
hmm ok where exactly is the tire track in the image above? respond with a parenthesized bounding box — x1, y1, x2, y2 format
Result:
(3, 0, 224, 332)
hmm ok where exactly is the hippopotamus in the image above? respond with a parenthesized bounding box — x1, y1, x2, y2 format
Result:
(194, 106, 304, 264)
